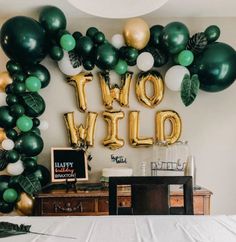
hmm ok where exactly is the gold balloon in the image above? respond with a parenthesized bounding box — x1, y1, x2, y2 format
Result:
(67, 72, 93, 112)
(123, 18, 150, 50)
(16, 192, 34, 216)
(129, 111, 154, 147)
(136, 71, 164, 108)
(103, 110, 125, 150)
(0, 128, 7, 143)
(156, 110, 182, 144)
(0, 71, 12, 92)
(98, 71, 133, 109)
(64, 111, 98, 147)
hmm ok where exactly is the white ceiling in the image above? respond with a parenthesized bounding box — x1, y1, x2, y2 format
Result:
(0, 0, 235, 19)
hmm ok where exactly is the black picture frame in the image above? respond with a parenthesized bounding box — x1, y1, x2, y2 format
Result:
(51, 147, 88, 183)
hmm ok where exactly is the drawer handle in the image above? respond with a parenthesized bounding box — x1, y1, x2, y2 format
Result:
(54, 202, 83, 213)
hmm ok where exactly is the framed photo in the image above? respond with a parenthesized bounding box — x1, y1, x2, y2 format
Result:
(51, 147, 88, 183)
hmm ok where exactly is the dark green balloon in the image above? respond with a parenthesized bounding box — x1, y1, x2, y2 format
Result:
(76, 36, 94, 57)
(6, 129, 18, 141)
(49, 45, 64, 61)
(83, 59, 95, 71)
(9, 104, 25, 117)
(191, 42, 236, 92)
(32, 118, 40, 127)
(93, 32, 105, 45)
(14, 132, 44, 156)
(73, 31, 82, 41)
(6, 94, 18, 106)
(39, 6, 66, 36)
(0, 200, 14, 213)
(149, 25, 164, 47)
(143, 45, 169, 67)
(33, 165, 50, 186)
(11, 82, 26, 94)
(96, 43, 119, 70)
(0, 175, 10, 197)
(119, 46, 138, 64)
(12, 72, 26, 83)
(20, 92, 46, 118)
(204, 25, 220, 43)
(23, 157, 37, 172)
(5, 84, 12, 94)
(86, 27, 99, 39)
(31, 127, 41, 136)
(26, 64, 50, 88)
(0, 16, 47, 64)
(8, 176, 22, 192)
(6, 60, 22, 75)
(161, 22, 190, 54)
(5, 150, 20, 163)
(0, 106, 16, 129)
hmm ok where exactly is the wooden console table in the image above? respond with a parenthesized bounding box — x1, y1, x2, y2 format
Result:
(34, 185, 212, 216)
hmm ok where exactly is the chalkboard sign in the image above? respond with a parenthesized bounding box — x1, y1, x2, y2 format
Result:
(51, 148, 88, 182)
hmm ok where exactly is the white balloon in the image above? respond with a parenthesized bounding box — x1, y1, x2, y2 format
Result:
(111, 34, 125, 49)
(39, 120, 49, 131)
(7, 160, 24, 176)
(58, 50, 83, 76)
(165, 65, 190, 92)
(1, 139, 14, 150)
(0, 93, 7, 106)
(137, 52, 154, 72)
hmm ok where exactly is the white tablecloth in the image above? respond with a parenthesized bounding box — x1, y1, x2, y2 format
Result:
(1, 215, 236, 242)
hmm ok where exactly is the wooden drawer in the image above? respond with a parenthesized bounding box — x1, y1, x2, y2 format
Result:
(98, 198, 108, 212)
(170, 195, 204, 215)
(41, 197, 95, 216)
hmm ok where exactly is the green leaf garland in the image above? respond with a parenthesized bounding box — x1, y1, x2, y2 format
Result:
(181, 74, 200, 106)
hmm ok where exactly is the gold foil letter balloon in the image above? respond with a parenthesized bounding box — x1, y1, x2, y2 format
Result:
(156, 110, 182, 144)
(98, 71, 133, 109)
(136, 71, 164, 108)
(64, 111, 98, 147)
(0, 72, 12, 92)
(129, 111, 154, 147)
(123, 18, 150, 50)
(67, 72, 93, 112)
(102, 110, 125, 150)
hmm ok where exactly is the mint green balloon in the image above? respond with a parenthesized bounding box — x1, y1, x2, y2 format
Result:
(16, 115, 33, 132)
(3, 188, 18, 203)
(25, 76, 41, 92)
(178, 50, 194, 66)
(114, 59, 128, 75)
(60, 34, 76, 51)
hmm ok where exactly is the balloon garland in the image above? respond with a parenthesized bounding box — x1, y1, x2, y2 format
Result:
(0, 6, 235, 214)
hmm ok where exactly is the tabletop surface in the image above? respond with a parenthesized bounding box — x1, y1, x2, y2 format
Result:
(1, 215, 236, 242)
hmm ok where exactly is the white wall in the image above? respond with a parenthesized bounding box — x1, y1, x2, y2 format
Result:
(0, 17, 236, 215)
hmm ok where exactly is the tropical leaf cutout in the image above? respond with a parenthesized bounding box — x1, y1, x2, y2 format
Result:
(181, 74, 200, 106)
(0, 222, 31, 238)
(21, 93, 45, 115)
(17, 174, 41, 195)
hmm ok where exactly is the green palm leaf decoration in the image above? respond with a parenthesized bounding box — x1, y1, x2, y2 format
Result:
(15, 174, 41, 195)
(0, 222, 76, 239)
(181, 74, 200, 106)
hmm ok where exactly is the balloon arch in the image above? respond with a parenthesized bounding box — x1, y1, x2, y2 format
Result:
(0, 6, 235, 214)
